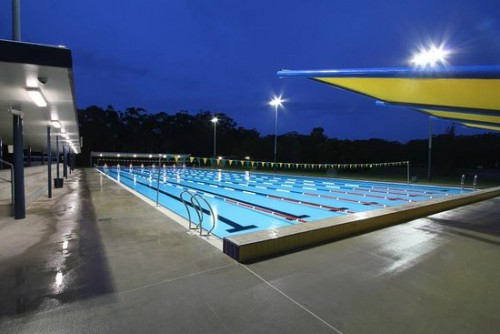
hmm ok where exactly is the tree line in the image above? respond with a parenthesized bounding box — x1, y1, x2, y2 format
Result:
(77, 105, 500, 176)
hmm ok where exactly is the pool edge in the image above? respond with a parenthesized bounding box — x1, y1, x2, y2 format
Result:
(223, 186, 500, 263)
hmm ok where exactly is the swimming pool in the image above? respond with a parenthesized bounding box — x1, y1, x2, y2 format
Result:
(98, 166, 469, 238)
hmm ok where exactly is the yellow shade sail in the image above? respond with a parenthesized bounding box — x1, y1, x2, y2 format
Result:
(278, 66, 500, 132)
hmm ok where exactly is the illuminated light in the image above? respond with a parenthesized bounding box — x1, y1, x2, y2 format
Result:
(117, 154, 121, 157)
(218, 156, 223, 160)
(133, 154, 137, 158)
(270, 95, 285, 164)
(148, 154, 152, 158)
(269, 96, 284, 107)
(99, 153, 103, 157)
(211, 117, 218, 123)
(410, 44, 450, 67)
(245, 156, 250, 160)
(51, 120, 62, 128)
(27, 87, 48, 107)
(62, 240, 69, 250)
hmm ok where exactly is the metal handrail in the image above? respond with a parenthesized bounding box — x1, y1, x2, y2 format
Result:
(0, 159, 14, 204)
(191, 194, 217, 236)
(180, 190, 217, 236)
(180, 190, 195, 229)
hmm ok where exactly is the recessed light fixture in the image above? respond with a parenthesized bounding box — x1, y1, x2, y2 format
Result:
(26, 87, 48, 107)
(51, 120, 62, 128)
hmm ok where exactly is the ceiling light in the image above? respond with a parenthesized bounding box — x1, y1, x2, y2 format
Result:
(51, 120, 62, 128)
(26, 87, 48, 107)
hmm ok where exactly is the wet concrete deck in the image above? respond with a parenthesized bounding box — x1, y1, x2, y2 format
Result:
(1, 168, 499, 333)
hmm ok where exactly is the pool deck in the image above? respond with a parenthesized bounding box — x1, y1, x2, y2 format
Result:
(1, 168, 500, 333)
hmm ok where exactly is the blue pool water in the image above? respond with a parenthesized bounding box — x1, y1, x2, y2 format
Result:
(98, 166, 469, 238)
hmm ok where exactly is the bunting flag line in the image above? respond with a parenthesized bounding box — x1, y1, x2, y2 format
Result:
(93, 152, 410, 173)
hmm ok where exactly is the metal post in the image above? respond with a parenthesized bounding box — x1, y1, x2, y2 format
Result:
(27, 144, 31, 167)
(213, 121, 217, 158)
(407, 161, 410, 184)
(13, 114, 25, 219)
(274, 105, 278, 164)
(63, 144, 68, 178)
(427, 117, 432, 182)
(56, 135, 60, 179)
(156, 154, 162, 206)
(47, 126, 52, 198)
(12, 0, 21, 41)
(0, 137, 3, 169)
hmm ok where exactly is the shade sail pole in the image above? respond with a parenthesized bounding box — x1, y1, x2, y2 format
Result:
(12, 0, 21, 41)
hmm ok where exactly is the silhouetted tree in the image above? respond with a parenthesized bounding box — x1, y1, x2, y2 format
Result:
(77, 105, 500, 177)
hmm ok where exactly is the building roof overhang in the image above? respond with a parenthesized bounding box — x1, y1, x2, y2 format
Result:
(0, 39, 81, 153)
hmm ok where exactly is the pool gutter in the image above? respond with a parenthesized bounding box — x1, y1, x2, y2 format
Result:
(223, 186, 500, 263)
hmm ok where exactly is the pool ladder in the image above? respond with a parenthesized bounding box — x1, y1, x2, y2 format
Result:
(180, 190, 217, 236)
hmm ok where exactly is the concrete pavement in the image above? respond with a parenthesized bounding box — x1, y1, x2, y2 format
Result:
(1, 168, 499, 333)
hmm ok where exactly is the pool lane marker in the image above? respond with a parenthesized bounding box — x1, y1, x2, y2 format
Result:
(225, 170, 411, 203)
(237, 171, 441, 198)
(107, 169, 258, 233)
(165, 173, 355, 215)
(137, 168, 424, 208)
(224, 199, 308, 223)
(267, 194, 354, 214)
(324, 188, 415, 203)
(303, 192, 384, 207)
(125, 169, 313, 223)
(183, 169, 443, 196)
(168, 171, 360, 211)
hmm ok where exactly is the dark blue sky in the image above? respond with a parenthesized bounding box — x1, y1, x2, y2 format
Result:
(2, 0, 499, 142)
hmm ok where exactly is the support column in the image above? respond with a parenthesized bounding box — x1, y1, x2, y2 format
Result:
(13, 115, 25, 219)
(63, 144, 68, 178)
(47, 126, 52, 198)
(27, 144, 31, 167)
(0, 137, 3, 169)
(12, 0, 21, 41)
(56, 135, 60, 179)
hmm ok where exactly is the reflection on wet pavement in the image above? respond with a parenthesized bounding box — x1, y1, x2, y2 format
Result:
(0, 171, 114, 316)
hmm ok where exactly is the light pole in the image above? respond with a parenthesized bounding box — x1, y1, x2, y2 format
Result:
(410, 44, 449, 182)
(269, 96, 284, 164)
(211, 116, 218, 158)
